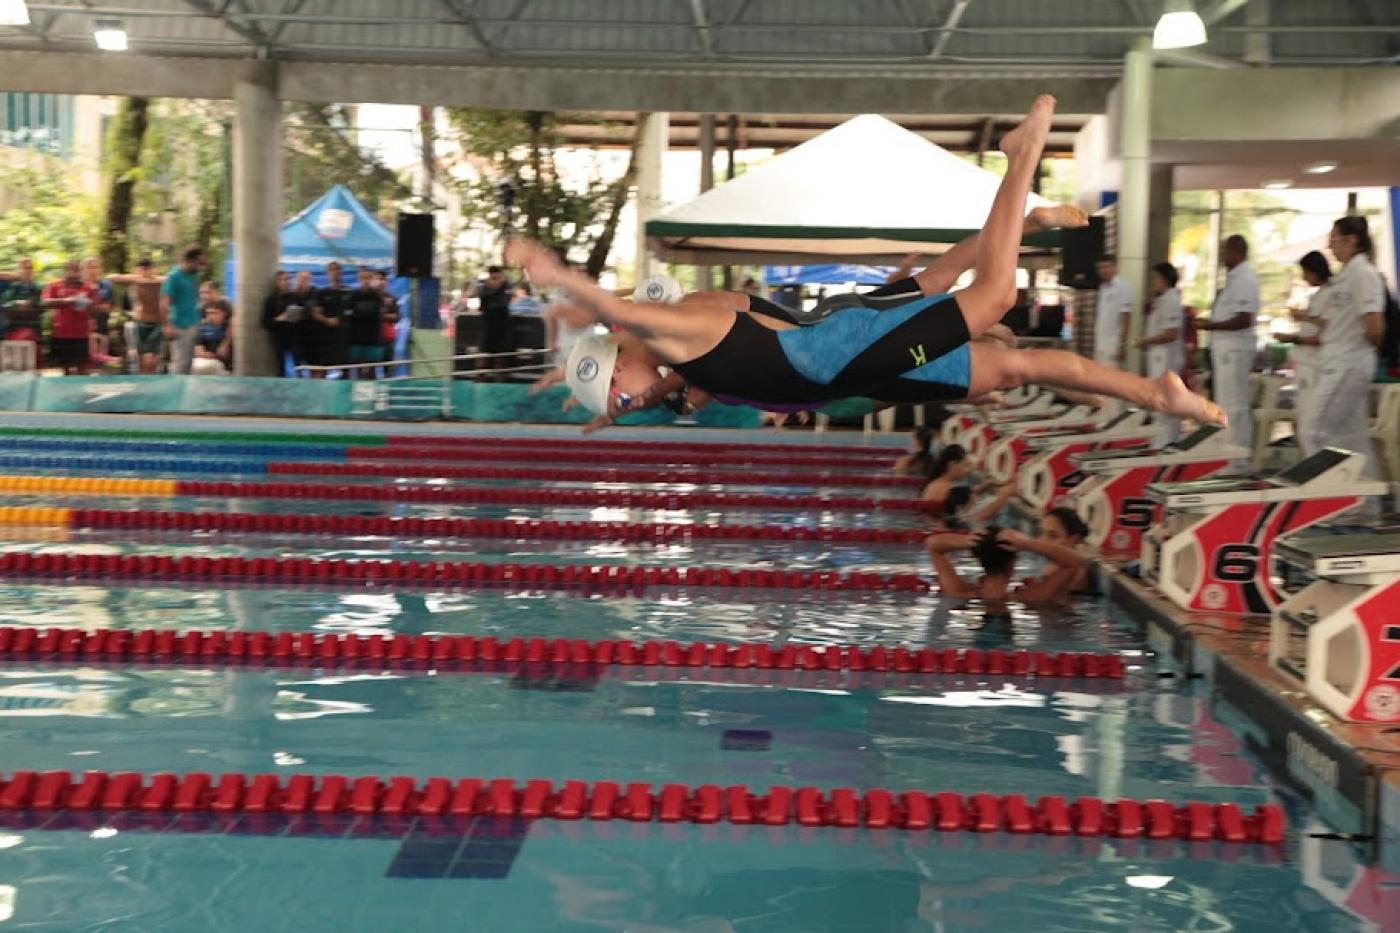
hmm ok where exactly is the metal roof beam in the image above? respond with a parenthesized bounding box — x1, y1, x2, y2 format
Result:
(926, 0, 972, 60)
(178, 0, 269, 49)
(437, 0, 493, 54)
(1204, 0, 1250, 26)
(686, 0, 713, 58)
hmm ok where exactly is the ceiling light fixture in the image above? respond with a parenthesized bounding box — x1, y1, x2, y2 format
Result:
(1303, 161, 1339, 175)
(0, 0, 30, 27)
(1153, 0, 1207, 50)
(1262, 179, 1293, 190)
(93, 18, 128, 51)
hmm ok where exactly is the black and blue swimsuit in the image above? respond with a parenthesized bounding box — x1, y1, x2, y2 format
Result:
(672, 279, 973, 407)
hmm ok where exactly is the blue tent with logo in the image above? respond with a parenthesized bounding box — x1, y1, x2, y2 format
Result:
(224, 185, 397, 296)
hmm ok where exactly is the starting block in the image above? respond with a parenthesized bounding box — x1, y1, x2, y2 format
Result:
(1141, 448, 1390, 615)
(963, 402, 1119, 467)
(1069, 426, 1248, 556)
(1007, 411, 1160, 511)
(939, 389, 1060, 448)
(1269, 531, 1400, 722)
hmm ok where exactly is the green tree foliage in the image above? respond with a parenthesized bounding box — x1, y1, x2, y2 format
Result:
(98, 96, 150, 273)
(445, 109, 638, 277)
(129, 99, 232, 273)
(0, 154, 99, 273)
(283, 103, 412, 222)
(1170, 190, 1297, 313)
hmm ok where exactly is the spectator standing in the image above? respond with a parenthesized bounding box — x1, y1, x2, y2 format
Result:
(41, 259, 103, 374)
(160, 247, 207, 375)
(1133, 262, 1186, 443)
(371, 270, 401, 362)
(260, 271, 302, 376)
(1092, 254, 1132, 366)
(81, 257, 116, 361)
(346, 267, 386, 379)
(110, 257, 167, 373)
(1278, 251, 1333, 455)
(474, 265, 513, 380)
(1299, 216, 1386, 519)
(1, 258, 44, 342)
(309, 261, 350, 377)
(1196, 234, 1259, 463)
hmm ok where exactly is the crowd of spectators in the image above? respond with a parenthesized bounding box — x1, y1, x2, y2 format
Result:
(0, 251, 402, 379)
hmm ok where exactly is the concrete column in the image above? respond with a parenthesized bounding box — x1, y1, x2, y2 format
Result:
(696, 113, 716, 291)
(634, 111, 669, 282)
(1118, 38, 1153, 375)
(232, 63, 282, 376)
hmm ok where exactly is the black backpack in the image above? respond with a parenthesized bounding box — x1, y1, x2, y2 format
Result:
(1383, 285, 1400, 371)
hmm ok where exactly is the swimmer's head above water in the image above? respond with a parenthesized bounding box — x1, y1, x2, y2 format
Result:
(565, 334, 669, 416)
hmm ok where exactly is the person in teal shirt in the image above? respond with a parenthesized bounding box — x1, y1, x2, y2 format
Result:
(160, 247, 207, 374)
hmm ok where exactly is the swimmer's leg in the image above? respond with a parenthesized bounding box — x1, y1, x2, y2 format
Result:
(964, 343, 1226, 426)
(947, 96, 1055, 339)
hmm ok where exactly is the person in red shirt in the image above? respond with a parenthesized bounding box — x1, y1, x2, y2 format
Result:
(41, 260, 104, 374)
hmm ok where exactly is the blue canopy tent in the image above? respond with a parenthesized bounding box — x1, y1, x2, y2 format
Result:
(224, 184, 396, 295)
(224, 185, 424, 376)
(762, 264, 892, 286)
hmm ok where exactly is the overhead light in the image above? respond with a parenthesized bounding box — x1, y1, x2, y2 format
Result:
(1126, 875, 1174, 890)
(1304, 161, 1339, 175)
(93, 19, 128, 51)
(0, 0, 30, 27)
(1262, 179, 1292, 190)
(1153, 0, 1207, 50)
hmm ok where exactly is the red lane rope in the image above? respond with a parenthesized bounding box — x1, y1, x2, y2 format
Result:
(0, 625, 1125, 679)
(349, 445, 894, 469)
(172, 479, 924, 512)
(71, 508, 928, 545)
(384, 435, 899, 457)
(0, 768, 1284, 843)
(0, 550, 929, 593)
(269, 461, 923, 489)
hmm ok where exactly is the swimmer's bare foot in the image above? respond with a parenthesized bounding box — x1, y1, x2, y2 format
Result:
(1024, 204, 1089, 234)
(1156, 371, 1227, 426)
(1000, 95, 1055, 162)
(985, 323, 1018, 349)
(504, 238, 566, 287)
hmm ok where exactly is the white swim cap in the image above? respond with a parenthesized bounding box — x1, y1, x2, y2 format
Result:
(632, 274, 684, 305)
(564, 334, 620, 416)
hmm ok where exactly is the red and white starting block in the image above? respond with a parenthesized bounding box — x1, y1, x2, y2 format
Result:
(1012, 411, 1162, 512)
(1269, 531, 1400, 722)
(1141, 448, 1389, 615)
(1068, 426, 1248, 556)
(963, 401, 1119, 467)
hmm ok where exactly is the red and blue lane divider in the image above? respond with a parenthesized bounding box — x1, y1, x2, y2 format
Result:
(169, 479, 925, 512)
(0, 436, 897, 471)
(69, 508, 928, 546)
(380, 435, 899, 457)
(0, 769, 1284, 843)
(0, 549, 931, 593)
(0, 626, 1127, 680)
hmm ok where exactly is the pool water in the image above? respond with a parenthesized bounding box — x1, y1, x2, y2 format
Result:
(0, 428, 1394, 932)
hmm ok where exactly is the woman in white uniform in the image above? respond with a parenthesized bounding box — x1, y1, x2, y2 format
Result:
(1134, 262, 1186, 443)
(1298, 216, 1386, 517)
(1278, 251, 1333, 456)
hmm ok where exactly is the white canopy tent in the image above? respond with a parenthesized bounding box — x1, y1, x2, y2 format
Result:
(646, 114, 1060, 267)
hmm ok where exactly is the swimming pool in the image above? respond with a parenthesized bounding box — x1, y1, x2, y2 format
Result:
(0, 420, 1393, 931)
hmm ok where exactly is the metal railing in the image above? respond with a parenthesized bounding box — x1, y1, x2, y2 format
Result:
(294, 348, 555, 420)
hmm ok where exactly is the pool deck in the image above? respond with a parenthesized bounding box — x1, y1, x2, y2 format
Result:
(1106, 567, 1400, 870)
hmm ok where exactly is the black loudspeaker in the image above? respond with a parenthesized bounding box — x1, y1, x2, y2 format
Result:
(1058, 216, 1105, 289)
(396, 213, 434, 278)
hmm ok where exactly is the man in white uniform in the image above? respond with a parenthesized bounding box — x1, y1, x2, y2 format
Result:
(1092, 255, 1133, 367)
(1134, 262, 1186, 443)
(1196, 235, 1258, 467)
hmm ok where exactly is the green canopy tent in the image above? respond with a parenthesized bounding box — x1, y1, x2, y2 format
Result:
(646, 114, 1061, 267)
